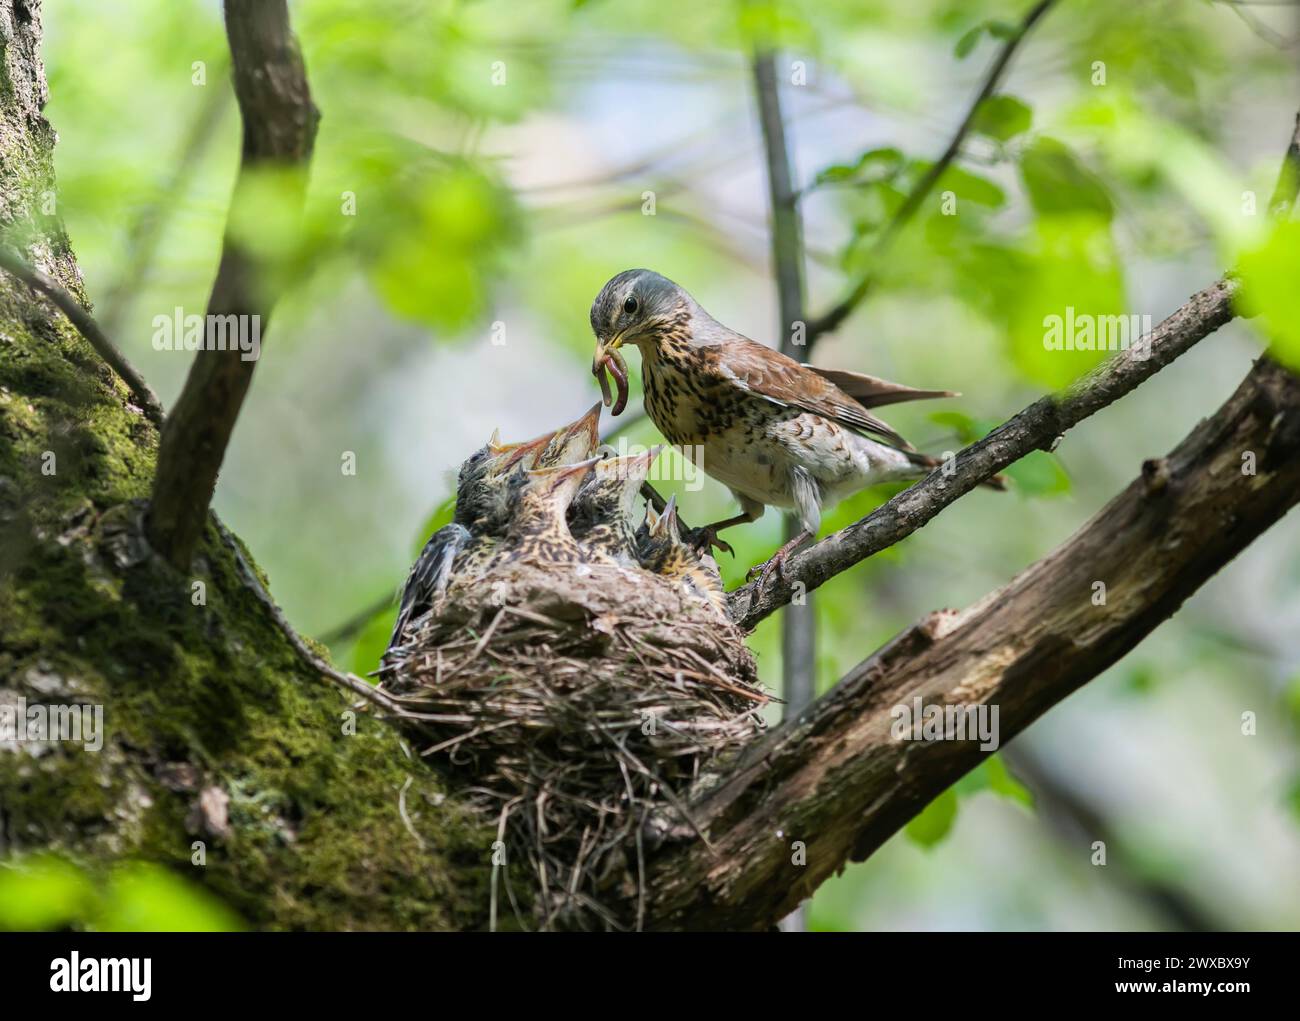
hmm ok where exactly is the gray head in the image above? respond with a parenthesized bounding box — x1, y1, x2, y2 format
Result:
(589, 269, 692, 352)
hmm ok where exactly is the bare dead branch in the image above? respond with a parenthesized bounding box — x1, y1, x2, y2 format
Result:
(648, 356, 1300, 930)
(147, 0, 319, 570)
(806, 0, 1058, 344)
(0, 246, 166, 427)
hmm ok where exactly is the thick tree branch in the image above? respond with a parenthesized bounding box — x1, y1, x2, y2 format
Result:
(4, 244, 397, 718)
(806, 0, 1057, 344)
(731, 277, 1239, 628)
(147, 0, 319, 570)
(647, 356, 1300, 930)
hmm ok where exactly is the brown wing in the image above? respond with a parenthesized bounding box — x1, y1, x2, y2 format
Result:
(700, 337, 947, 450)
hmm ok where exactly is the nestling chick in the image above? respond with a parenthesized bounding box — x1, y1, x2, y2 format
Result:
(637, 495, 728, 618)
(386, 404, 603, 655)
(568, 446, 662, 567)
(479, 457, 602, 572)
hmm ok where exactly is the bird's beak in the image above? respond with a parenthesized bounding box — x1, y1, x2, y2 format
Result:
(529, 456, 601, 506)
(570, 401, 603, 452)
(544, 402, 602, 466)
(650, 492, 677, 539)
(523, 403, 603, 471)
(633, 444, 663, 479)
(599, 444, 661, 493)
(497, 431, 552, 470)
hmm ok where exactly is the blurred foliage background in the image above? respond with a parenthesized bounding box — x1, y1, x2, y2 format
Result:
(10, 0, 1300, 930)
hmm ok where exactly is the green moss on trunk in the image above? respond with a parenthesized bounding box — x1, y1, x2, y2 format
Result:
(0, 0, 491, 931)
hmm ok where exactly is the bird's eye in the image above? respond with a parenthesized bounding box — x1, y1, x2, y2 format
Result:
(623, 296, 638, 315)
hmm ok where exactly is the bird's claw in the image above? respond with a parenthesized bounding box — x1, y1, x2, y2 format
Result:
(745, 551, 789, 589)
(747, 532, 809, 589)
(686, 525, 734, 559)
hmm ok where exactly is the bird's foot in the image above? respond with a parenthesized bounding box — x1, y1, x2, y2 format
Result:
(746, 552, 789, 589)
(685, 524, 735, 559)
(746, 531, 812, 589)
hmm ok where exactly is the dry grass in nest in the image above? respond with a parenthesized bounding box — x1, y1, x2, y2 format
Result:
(379, 562, 770, 931)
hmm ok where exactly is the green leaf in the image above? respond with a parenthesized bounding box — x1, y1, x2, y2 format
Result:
(1000, 213, 1126, 388)
(0, 856, 95, 930)
(927, 410, 981, 446)
(954, 26, 983, 59)
(954, 19, 1018, 58)
(96, 864, 243, 932)
(414, 495, 457, 556)
(1282, 675, 1300, 729)
(1019, 138, 1114, 221)
(1286, 774, 1300, 826)
(984, 755, 1034, 809)
(971, 94, 1033, 142)
(816, 163, 860, 184)
(1236, 220, 1300, 369)
(350, 600, 399, 677)
(905, 787, 959, 848)
(814, 147, 905, 188)
(1005, 450, 1071, 496)
(1125, 664, 1158, 695)
(936, 164, 1006, 207)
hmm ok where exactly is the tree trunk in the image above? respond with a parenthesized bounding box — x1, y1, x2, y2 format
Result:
(0, 0, 489, 931)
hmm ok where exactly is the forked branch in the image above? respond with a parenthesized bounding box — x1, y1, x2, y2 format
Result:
(146, 0, 319, 569)
(806, 0, 1059, 343)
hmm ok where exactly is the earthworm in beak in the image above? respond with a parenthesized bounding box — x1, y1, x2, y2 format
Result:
(593, 349, 614, 407)
(592, 345, 630, 416)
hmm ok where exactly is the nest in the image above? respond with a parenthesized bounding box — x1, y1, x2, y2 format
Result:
(380, 558, 769, 931)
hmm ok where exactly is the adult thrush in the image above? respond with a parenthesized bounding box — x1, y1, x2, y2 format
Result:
(591, 269, 1001, 582)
